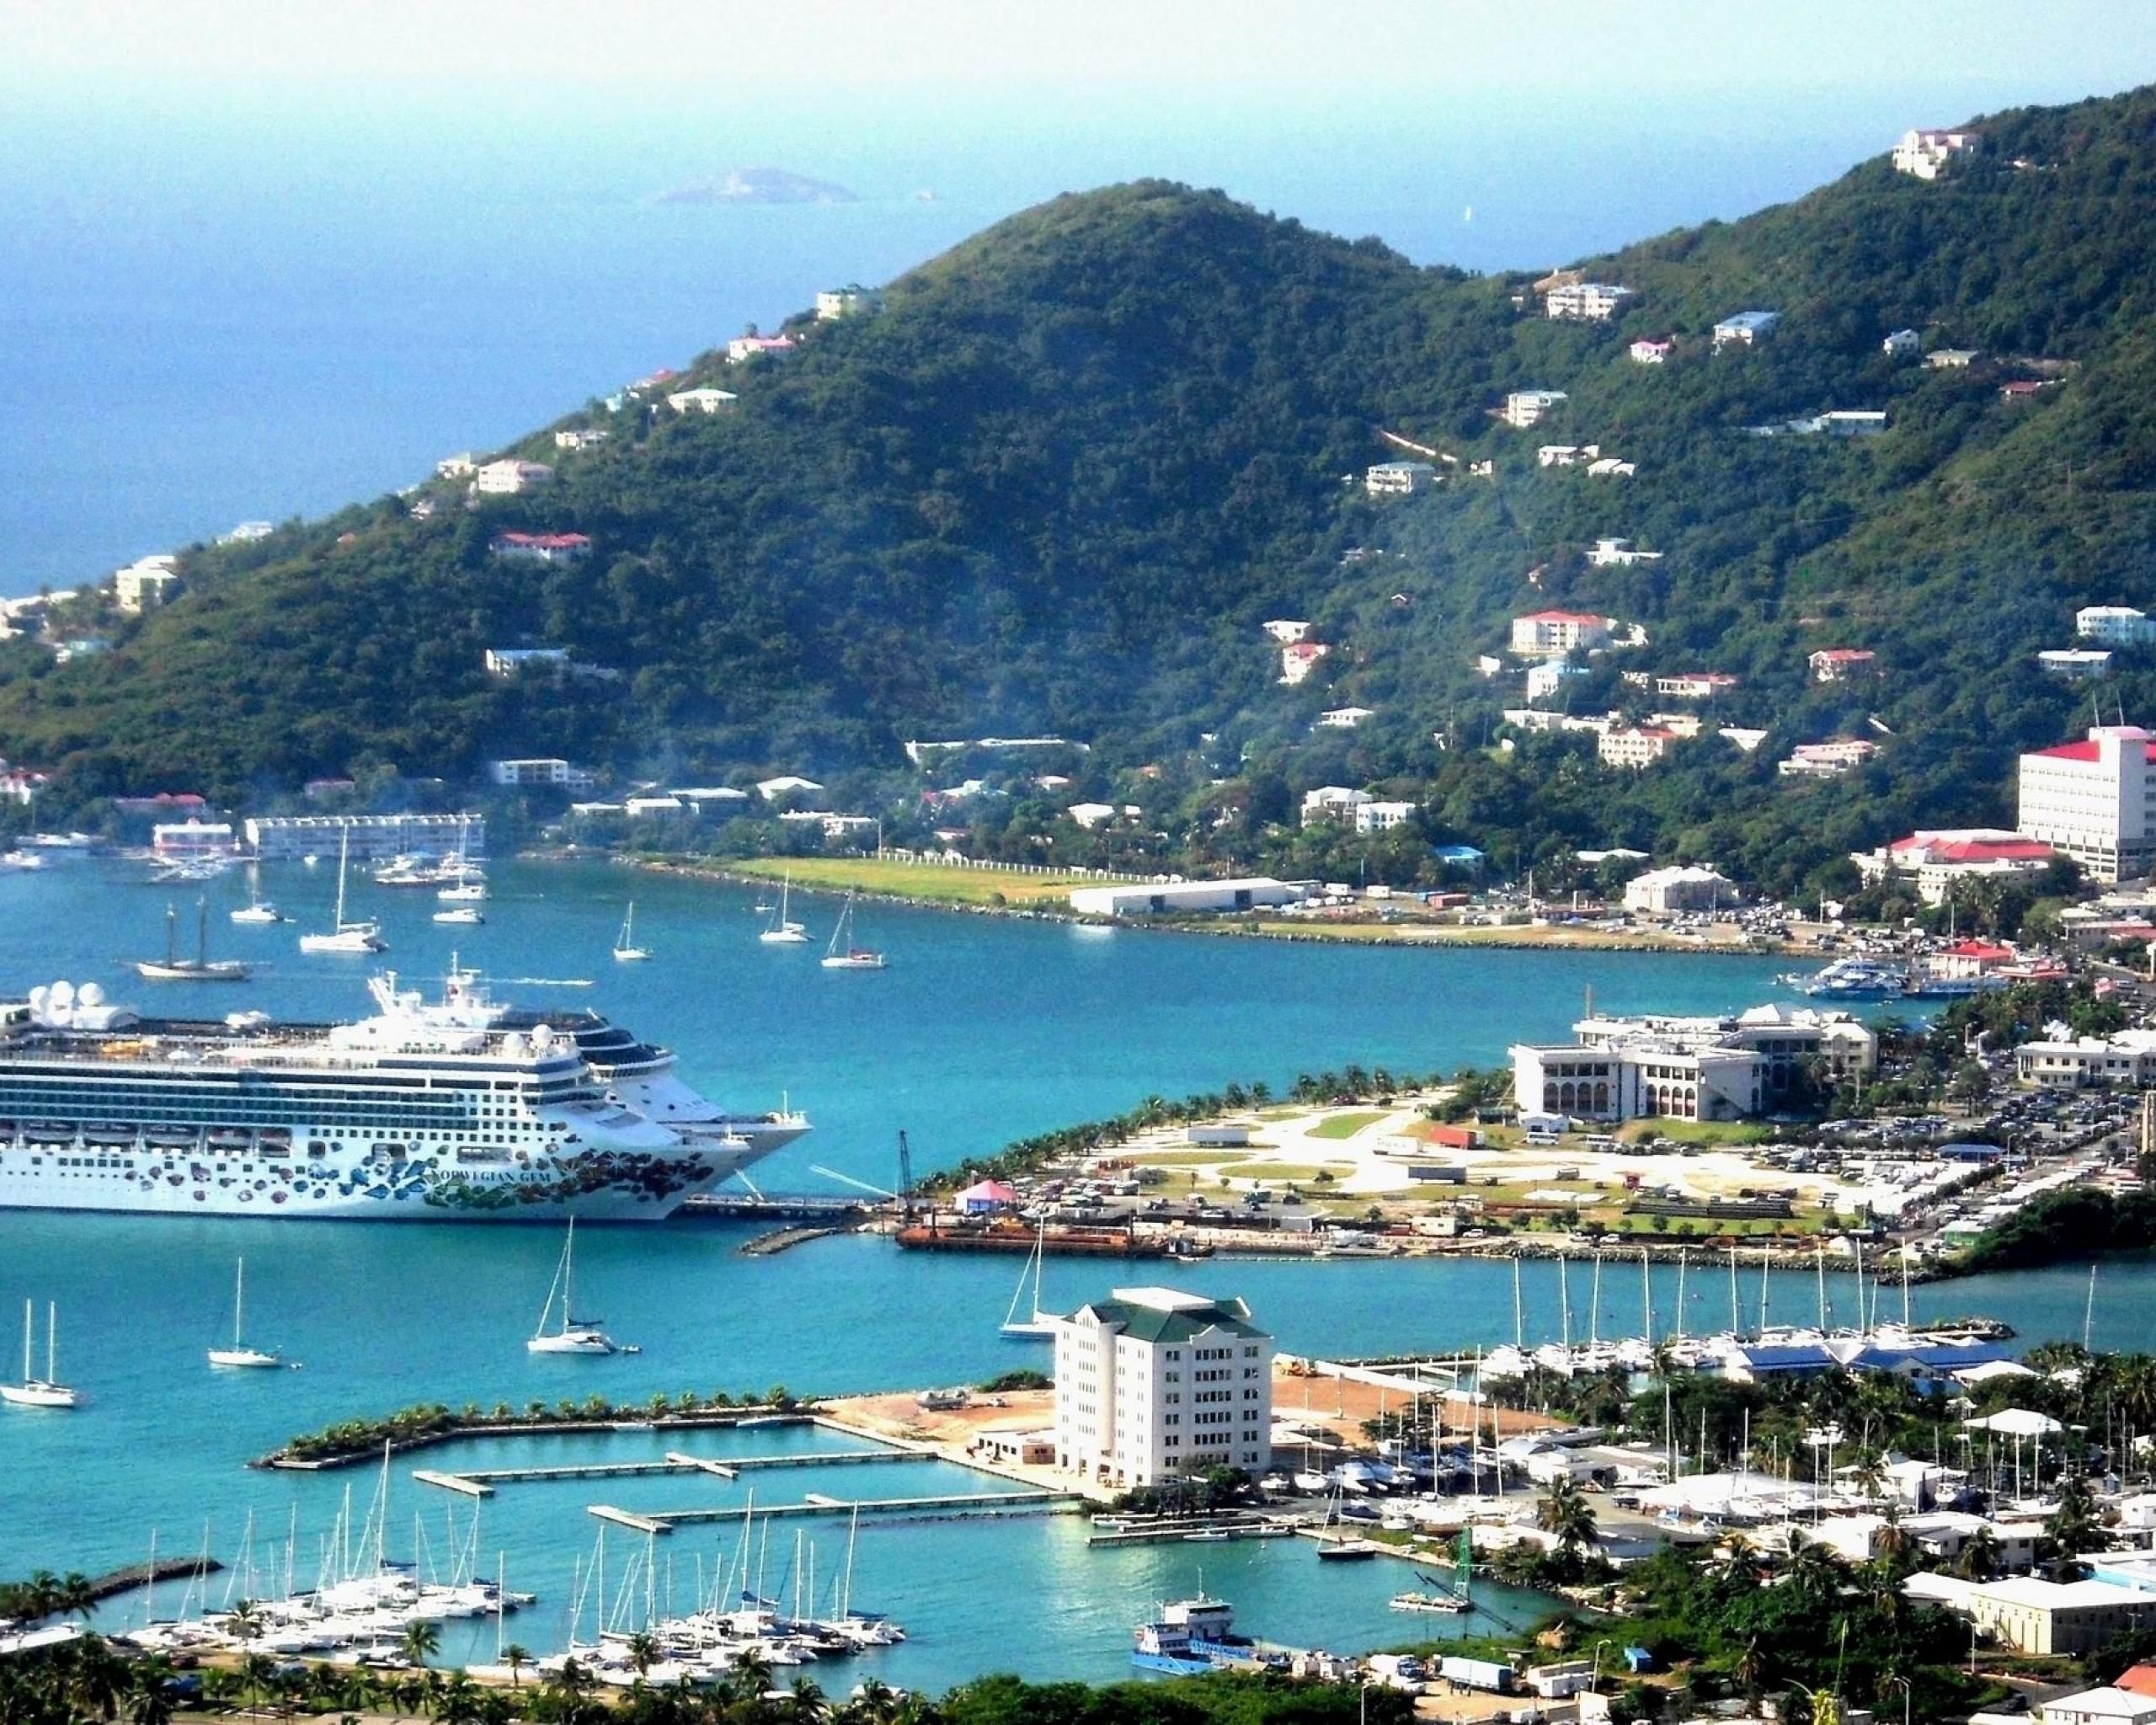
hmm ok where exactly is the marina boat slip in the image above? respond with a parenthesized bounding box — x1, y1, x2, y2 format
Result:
(0, 964, 807, 1220)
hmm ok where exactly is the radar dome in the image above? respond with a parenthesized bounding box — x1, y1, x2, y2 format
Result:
(49, 980, 75, 1009)
(77, 982, 105, 1007)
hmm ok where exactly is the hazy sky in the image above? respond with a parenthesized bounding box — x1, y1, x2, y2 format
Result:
(4, 0, 2153, 99)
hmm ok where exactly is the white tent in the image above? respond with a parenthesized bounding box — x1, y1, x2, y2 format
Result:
(1963, 1408, 2063, 1437)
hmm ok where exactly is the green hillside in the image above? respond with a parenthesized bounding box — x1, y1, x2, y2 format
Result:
(9, 86, 2156, 895)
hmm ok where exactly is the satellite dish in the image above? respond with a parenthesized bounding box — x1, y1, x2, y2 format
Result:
(77, 982, 105, 1007)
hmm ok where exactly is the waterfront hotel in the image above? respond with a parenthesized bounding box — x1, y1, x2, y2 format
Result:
(1053, 1287, 1273, 1489)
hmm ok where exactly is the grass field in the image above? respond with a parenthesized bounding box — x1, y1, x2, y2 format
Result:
(1616, 1119, 1774, 1146)
(1306, 1111, 1388, 1140)
(723, 855, 1086, 907)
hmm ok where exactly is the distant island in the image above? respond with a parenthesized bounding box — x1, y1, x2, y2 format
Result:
(655, 166, 857, 206)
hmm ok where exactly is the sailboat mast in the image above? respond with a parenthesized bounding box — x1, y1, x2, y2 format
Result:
(47, 1300, 56, 1383)
(20, 1297, 29, 1383)
(235, 1258, 245, 1348)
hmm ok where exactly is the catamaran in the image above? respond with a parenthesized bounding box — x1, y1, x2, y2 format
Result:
(611, 903, 651, 962)
(136, 899, 253, 981)
(819, 892, 885, 969)
(2, 1299, 80, 1408)
(209, 1257, 286, 1370)
(527, 1219, 627, 1355)
(758, 875, 810, 945)
(999, 1217, 1058, 1339)
(299, 830, 386, 954)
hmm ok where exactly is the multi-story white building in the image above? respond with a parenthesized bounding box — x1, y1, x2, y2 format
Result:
(1053, 1286, 1273, 1489)
(1525, 660, 1591, 703)
(115, 555, 181, 615)
(1655, 673, 1738, 700)
(1545, 282, 1634, 322)
(2079, 606, 2156, 646)
(2039, 649, 2114, 681)
(1588, 537, 1662, 568)
(1354, 800, 1418, 833)
(1278, 641, 1331, 685)
(664, 387, 739, 416)
(1598, 726, 1678, 769)
(1511, 610, 1611, 655)
(2018, 726, 2156, 883)
(1623, 864, 1735, 914)
(1629, 338, 1673, 365)
(1513, 1004, 1874, 1124)
(1300, 786, 1370, 824)
(1501, 390, 1569, 428)
(1809, 648, 1877, 682)
(1892, 128, 1982, 180)
(1882, 328, 1921, 358)
(471, 459, 554, 495)
(1851, 829, 2060, 905)
(1712, 311, 1780, 350)
(1364, 460, 1437, 496)
(488, 758, 597, 790)
(815, 286, 883, 321)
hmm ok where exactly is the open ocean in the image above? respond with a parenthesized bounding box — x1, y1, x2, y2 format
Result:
(0, 857, 2132, 1684)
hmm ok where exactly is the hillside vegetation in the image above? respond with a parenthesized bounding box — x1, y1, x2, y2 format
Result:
(10, 87, 2156, 895)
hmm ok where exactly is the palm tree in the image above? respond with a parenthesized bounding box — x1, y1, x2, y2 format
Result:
(225, 1599, 264, 1646)
(499, 1643, 531, 1689)
(126, 1655, 178, 1725)
(237, 1652, 278, 1717)
(1535, 1477, 1598, 1557)
(788, 1675, 830, 1721)
(56, 1572, 98, 1622)
(69, 1635, 131, 1722)
(399, 1616, 442, 1669)
(626, 1628, 661, 1678)
(1956, 1525, 2003, 1582)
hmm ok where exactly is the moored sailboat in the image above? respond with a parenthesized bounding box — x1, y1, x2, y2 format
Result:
(611, 902, 651, 962)
(819, 892, 885, 969)
(299, 830, 386, 954)
(527, 1219, 629, 1355)
(2, 1299, 80, 1409)
(999, 1217, 1059, 1338)
(758, 874, 810, 945)
(208, 1257, 286, 1370)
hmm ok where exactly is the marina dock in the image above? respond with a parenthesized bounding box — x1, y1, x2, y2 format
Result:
(409, 1448, 913, 1498)
(586, 1487, 1085, 1533)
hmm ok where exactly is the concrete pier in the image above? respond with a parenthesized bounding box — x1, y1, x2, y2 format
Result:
(587, 1488, 1083, 1529)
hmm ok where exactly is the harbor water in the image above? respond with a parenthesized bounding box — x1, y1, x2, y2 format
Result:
(0, 857, 2132, 1686)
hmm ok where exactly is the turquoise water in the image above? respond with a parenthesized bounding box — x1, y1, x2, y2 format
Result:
(0, 858, 2126, 1685)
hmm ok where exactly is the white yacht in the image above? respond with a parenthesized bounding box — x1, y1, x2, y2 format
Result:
(819, 893, 885, 969)
(759, 875, 810, 944)
(612, 903, 651, 962)
(433, 905, 484, 926)
(299, 831, 385, 955)
(527, 1219, 622, 1354)
(208, 1257, 285, 1370)
(2, 1300, 79, 1409)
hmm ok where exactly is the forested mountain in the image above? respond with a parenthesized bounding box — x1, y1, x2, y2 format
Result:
(9, 85, 2156, 893)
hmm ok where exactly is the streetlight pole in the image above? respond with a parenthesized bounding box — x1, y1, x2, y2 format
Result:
(1889, 1674, 1912, 1725)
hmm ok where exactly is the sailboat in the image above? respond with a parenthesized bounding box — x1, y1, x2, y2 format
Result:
(231, 873, 288, 926)
(758, 874, 810, 944)
(136, 899, 253, 980)
(437, 817, 486, 903)
(611, 902, 651, 963)
(2, 1300, 80, 1409)
(208, 1258, 285, 1370)
(299, 830, 386, 954)
(433, 905, 484, 926)
(819, 891, 885, 969)
(527, 1220, 626, 1355)
(1000, 1218, 1058, 1338)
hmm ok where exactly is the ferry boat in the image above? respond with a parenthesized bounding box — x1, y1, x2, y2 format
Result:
(0, 964, 808, 1221)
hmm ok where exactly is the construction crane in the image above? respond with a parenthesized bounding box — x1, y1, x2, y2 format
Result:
(896, 1130, 915, 1220)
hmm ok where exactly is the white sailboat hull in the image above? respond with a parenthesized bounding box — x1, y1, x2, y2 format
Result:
(1, 1381, 79, 1409)
(526, 1332, 616, 1356)
(300, 929, 385, 953)
(208, 1348, 282, 1370)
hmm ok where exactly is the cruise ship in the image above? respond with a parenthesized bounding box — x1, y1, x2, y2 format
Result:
(0, 967, 808, 1221)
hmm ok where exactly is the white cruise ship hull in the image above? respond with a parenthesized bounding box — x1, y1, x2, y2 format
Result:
(0, 1129, 787, 1221)
(0, 968, 809, 1223)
